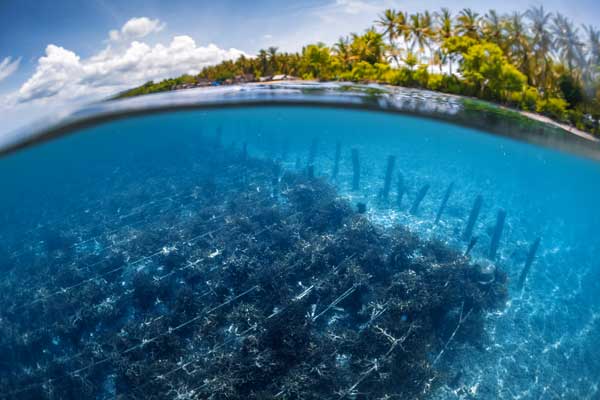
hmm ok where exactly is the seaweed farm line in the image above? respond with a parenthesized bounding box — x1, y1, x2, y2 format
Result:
(1, 108, 599, 400)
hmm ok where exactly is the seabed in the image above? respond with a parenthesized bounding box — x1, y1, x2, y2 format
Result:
(0, 85, 599, 399)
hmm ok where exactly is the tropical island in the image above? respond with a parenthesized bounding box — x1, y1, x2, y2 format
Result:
(116, 7, 600, 136)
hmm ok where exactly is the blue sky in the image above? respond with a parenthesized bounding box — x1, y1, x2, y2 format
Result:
(1, 0, 599, 134)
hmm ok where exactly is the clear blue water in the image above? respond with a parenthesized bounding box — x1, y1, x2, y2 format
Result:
(1, 106, 599, 399)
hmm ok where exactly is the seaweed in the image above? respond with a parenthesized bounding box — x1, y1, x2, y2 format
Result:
(0, 135, 507, 399)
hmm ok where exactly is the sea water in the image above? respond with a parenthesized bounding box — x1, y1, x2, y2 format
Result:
(0, 106, 598, 399)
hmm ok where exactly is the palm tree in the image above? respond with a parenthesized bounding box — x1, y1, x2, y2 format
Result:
(435, 8, 453, 41)
(482, 10, 505, 48)
(350, 29, 385, 65)
(408, 12, 433, 63)
(278, 53, 291, 75)
(376, 9, 403, 65)
(301, 42, 331, 79)
(257, 49, 270, 76)
(376, 9, 399, 46)
(267, 47, 279, 74)
(526, 6, 553, 91)
(584, 25, 600, 70)
(333, 36, 354, 70)
(435, 8, 453, 73)
(431, 49, 444, 73)
(396, 11, 411, 52)
(403, 51, 419, 71)
(582, 25, 600, 90)
(553, 13, 584, 72)
(456, 8, 481, 39)
(506, 12, 532, 82)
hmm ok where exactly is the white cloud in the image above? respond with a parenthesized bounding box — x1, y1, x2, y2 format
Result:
(15, 35, 245, 104)
(0, 56, 21, 82)
(109, 17, 165, 42)
(17, 45, 81, 102)
(0, 16, 247, 136)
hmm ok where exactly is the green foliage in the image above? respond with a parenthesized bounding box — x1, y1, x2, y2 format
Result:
(536, 97, 569, 121)
(413, 65, 430, 87)
(519, 86, 541, 111)
(340, 62, 391, 82)
(502, 63, 527, 93)
(116, 75, 204, 98)
(442, 35, 478, 55)
(558, 73, 584, 108)
(350, 29, 386, 65)
(115, 6, 600, 135)
(300, 43, 332, 80)
(460, 42, 526, 100)
(403, 52, 419, 70)
(388, 68, 415, 86)
(427, 73, 444, 90)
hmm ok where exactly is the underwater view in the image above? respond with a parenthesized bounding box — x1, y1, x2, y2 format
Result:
(0, 85, 599, 399)
(2, 1, 600, 399)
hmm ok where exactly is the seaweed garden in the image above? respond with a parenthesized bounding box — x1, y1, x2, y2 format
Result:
(0, 105, 599, 399)
(0, 124, 506, 399)
(2, 0, 600, 398)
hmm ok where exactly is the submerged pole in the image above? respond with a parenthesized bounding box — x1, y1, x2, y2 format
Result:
(332, 141, 341, 180)
(351, 148, 360, 191)
(242, 142, 248, 162)
(410, 184, 430, 215)
(381, 155, 396, 200)
(462, 195, 483, 241)
(397, 173, 405, 208)
(465, 236, 478, 256)
(308, 138, 318, 167)
(488, 209, 506, 260)
(517, 237, 541, 291)
(434, 182, 454, 225)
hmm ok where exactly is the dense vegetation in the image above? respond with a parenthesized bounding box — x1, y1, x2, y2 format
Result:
(117, 6, 600, 135)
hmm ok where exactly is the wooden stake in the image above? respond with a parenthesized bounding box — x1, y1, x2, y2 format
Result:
(397, 173, 405, 208)
(242, 142, 248, 162)
(434, 182, 454, 224)
(488, 209, 506, 259)
(308, 137, 318, 166)
(462, 195, 483, 241)
(464, 236, 478, 256)
(517, 237, 541, 291)
(381, 155, 396, 200)
(332, 141, 341, 180)
(410, 184, 430, 215)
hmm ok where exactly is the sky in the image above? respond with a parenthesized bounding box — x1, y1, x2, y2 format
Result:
(1, 0, 599, 135)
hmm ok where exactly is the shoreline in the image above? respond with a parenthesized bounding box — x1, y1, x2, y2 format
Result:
(518, 110, 599, 142)
(147, 79, 600, 143)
